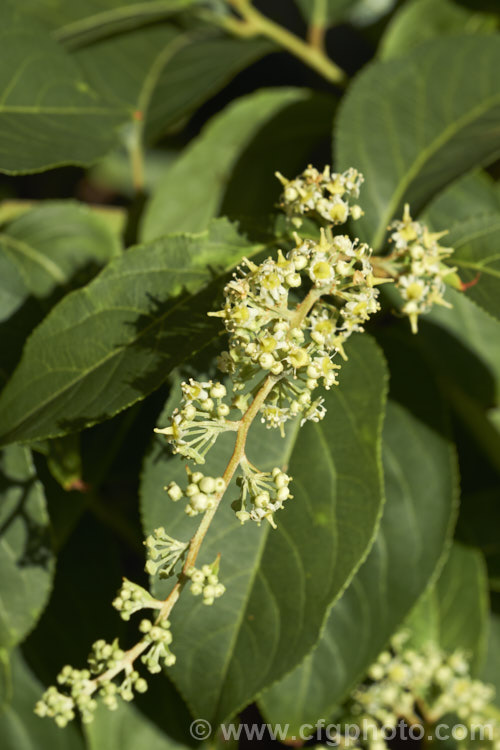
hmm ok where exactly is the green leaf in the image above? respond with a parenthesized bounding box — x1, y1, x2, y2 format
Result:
(0, 201, 123, 385)
(219, 92, 337, 237)
(405, 543, 489, 674)
(140, 334, 387, 725)
(88, 148, 177, 198)
(336, 35, 500, 248)
(0, 6, 126, 175)
(23, 0, 204, 46)
(380, 0, 497, 60)
(259, 368, 457, 731)
(73, 25, 272, 145)
(420, 170, 500, 393)
(425, 288, 500, 401)
(0, 254, 27, 324)
(415, 289, 500, 478)
(141, 87, 319, 240)
(0, 446, 55, 650)
(445, 214, 500, 322)
(456, 485, 500, 593)
(0, 201, 122, 309)
(0, 650, 84, 750)
(481, 614, 500, 705)
(421, 171, 500, 394)
(424, 170, 500, 229)
(0, 220, 260, 445)
(85, 702, 190, 750)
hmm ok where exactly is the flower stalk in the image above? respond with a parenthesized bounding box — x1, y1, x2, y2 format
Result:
(35, 164, 459, 728)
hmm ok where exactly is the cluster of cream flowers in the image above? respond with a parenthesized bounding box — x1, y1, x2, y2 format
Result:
(112, 579, 164, 620)
(276, 164, 364, 226)
(339, 630, 500, 750)
(186, 561, 226, 605)
(35, 534, 185, 726)
(388, 205, 454, 333)
(212, 230, 382, 434)
(143, 527, 188, 578)
(233, 461, 292, 527)
(154, 380, 231, 464)
(35, 638, 150, 726)
(166, 468, 227, 517)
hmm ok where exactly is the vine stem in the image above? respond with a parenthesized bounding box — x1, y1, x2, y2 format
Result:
(219, 0, 346, 85)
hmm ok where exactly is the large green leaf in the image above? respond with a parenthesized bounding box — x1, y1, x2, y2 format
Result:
(85, 702, 189, 750)
(380, 0, 497, 60)
(73, 26, 272, 145)
(259, 364, 457, 733)
(0, 220, 259, 446)
(0, 650, 84, 750)
(424, 170, 500, 229)
(219, 92, 336, 237)
(445, 215, 500, 322)
(0, 446, 55, 650)
(0, 201, 121, 317)
(425, 289, 500, 404)
(140, 335, 387, 725)
(406, 543, 489, 674)
(0, 255, 27, 324)
(422, 172, 500, 386)
(23, 0, 202, 46)
(141, 88, 320, 240)
(0, 201, 123, 385)
(0, 6, 126, 175)
(336, 35, 500, 248)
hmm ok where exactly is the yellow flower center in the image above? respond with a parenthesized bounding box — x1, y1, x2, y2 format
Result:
(312, 261, 332, 281)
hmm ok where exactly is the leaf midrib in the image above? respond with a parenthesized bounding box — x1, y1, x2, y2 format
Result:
(0, 233, 66, 284)
(53, 0, 195, 44)
(0, 105, 122, 115)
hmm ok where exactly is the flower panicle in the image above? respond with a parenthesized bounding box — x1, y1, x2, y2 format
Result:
(276, 164, 364, 227)
(345, 629, 498, 749)
(388, 204, 455, 333)
(154, 379, 235, 464)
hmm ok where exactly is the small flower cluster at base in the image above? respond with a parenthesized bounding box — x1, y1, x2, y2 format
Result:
(154, 380, 234, 464)
(35, 672, 94, 727)
(186, 560, 226, 605)
(144, 527, 188, 578)
(35, 638, 148, 726)
(211, 228, 384, 432)
(112, 579, 163, 620)
(345, 629, 499, 748)
(276, 165, 364, 227)
(166, 469, 226, 517)
(233, 462, 292, 528)
(388, 205, 455, 333)
(139, 619, 176, 673)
